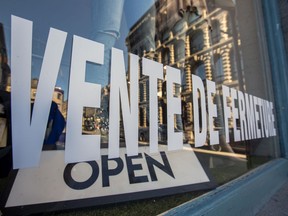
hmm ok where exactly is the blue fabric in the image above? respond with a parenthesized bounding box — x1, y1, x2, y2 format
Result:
(44, 101, 65, 145)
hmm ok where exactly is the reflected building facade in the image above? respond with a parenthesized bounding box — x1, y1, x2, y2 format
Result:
(6, 78, 65, 116)
(0, 23, 10, 92)
(126, 0, 243, 144)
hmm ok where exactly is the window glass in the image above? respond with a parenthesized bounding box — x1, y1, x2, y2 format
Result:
(0, 0, 280, 215)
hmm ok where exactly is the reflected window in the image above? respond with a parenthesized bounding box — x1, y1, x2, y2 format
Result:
(214, 54, 224, 82)
(195, 62, 205, 81)
(181, 67, 186, 88)
(211, 19, 221, 44)
(174, 40, 185, 62)
(230, 49, 238, 81)
(189, 29, 204, 54)
(162, 47, 170, 65)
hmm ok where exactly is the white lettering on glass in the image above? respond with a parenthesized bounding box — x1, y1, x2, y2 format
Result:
(238, 90, 248, 140)
(11, 16, 278, 169)
(192, 74, 207, 147)
(222, 85, 231, 143)
(142, 58, 163, 153)
(206, 80, 219, 145)
(65, 35, 103, 163)
(245, 93, 256, 140)
(231, 88, 241, 142)
(108, 49, 139, 158)
(166, 66, 183, 151)
(11, 16, 67, 169)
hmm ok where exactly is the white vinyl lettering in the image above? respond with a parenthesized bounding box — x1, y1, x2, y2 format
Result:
(206, 80, 219, 145)
(222, 85, 231, 143)
(166, 66, 183, 151)
(108, 50, 139, 158)
(142, 58, 163, 153)
(258, 98, 264, 137)
(231, 88, 240, 142)
(192, 75, 207, 147)
(10, 16, 278, 169)
(65, 35, 103, 163)
(11, 16, 67, 169)
(253, 96, 261, 139)
(245, 93, 256, 140)
(238, 90, 248, 140)
(262, 100, 269, 138)
(270, 102, 277, 136)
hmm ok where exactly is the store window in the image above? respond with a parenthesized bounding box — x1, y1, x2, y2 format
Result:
(0, 0, 280, 215)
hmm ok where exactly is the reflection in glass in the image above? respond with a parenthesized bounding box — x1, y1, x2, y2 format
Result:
(126, 0, 279, 184)
(0, 0, 279, 186)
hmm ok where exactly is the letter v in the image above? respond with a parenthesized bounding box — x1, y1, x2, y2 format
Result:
(11, 16, 67, 168)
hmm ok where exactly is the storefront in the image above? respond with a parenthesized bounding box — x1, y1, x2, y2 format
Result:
(0, 0, 288, 215)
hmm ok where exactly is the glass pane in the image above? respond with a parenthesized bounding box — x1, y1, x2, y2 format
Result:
(0, 0, 280, 215)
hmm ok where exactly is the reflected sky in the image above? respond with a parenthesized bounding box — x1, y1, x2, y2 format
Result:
(0, 0, 154, 99)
